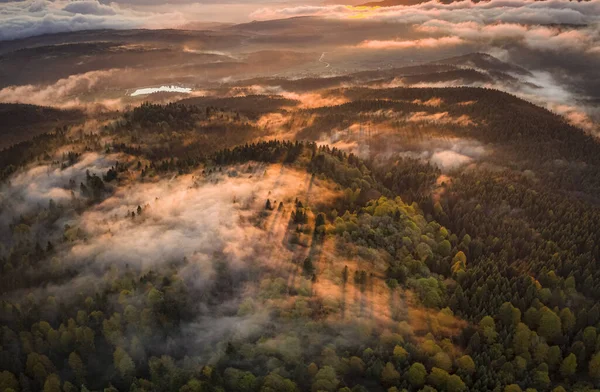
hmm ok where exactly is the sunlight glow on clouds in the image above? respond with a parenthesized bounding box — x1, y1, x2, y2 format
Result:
(358, 36, 465, 50)
(251, 0, 600, 25)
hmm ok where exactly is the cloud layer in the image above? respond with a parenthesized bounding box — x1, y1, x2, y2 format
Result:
(0, 0, 184, 41)
(0, 0, 331, 40)
(0, 69, 117, 106)
(358, 36, 464, 50)
(252, 0, 600, 25)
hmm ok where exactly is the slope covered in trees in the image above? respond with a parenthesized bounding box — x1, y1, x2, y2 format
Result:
(0, 104, 84, 149)
(1, 81, 600, 392)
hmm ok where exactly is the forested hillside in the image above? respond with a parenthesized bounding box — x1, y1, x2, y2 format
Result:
(0, 104, 84, 150)
(2, 85, 600, 392)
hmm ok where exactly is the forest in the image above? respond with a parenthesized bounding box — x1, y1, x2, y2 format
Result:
(1, 83, 600, 392)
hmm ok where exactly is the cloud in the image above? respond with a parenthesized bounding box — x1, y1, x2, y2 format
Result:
(0, 0, 184, 41)
(551, 104, 599, 134)
(430, 138, 487, 171)
(0, 69, 127, 109)
(65, 163, 338, 270)
(406, 111, 473, 126)
(412, 98, 443, 107)
(430, 150, 472, 171)
(509, 71, 600, 133)
(279, 91, 348, 109)
(0, 69, 112, 103)
(393, 137, 487, 172)
(27, 0, 46, 12)
(417, 20, 600, 55)
(0, 152, 120, 242)
(62, 1, 117, 16)
(250, 0, 600, 68)
(252, 0, 600, 26)
(0, 153, 351, 361)
(228, 85, 349, 109)
(0, 0, 335, 40)
(249, 1, 600, 57)
(357, 36, 464, 50)
(250, 4, 349, 19)
(130, 85, 193, 97)
(0, 153, 337, 290)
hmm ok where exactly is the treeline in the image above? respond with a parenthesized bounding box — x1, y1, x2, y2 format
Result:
(124, 103, 204, 131)
(178, 95, 298, 120)
(213, 140, 306, 165)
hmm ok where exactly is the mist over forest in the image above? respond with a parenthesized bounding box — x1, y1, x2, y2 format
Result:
(1, 1, 600, 392)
